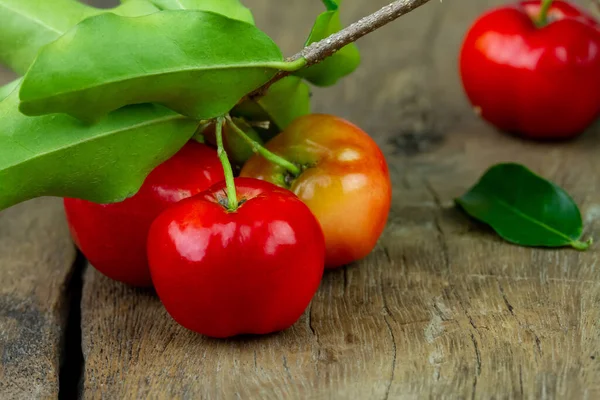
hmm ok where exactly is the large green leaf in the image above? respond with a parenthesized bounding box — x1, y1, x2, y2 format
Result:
(0, 90, 197, 211)
(456, 163, 592, 250)
(109, 0, 161, 17)
(0, 0, 91, 74)
(19, 11, 288, 122)
(294, 1, 360, 87)
(144, 0, 254, 23)
(0, 0, 159, 74)
(234, 76, 312, 132)
(0, 78, 21, 101)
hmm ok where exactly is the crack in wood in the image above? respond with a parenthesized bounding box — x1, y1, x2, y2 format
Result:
(497, 281, 515, 315)
(470, 333, 482, 375)
(423, 179, 451, 274)
(58, 252, 86, 400)
(535, 335, 543, 356)
(282, 355, 292, 380)
(496, 278, 544, 363)
(382, 314, 397, 400)
(519, 365, 524, 397)
(470, 332, 481, 400)
(379, 253, 397, 400)
(306, 301, 320, 377)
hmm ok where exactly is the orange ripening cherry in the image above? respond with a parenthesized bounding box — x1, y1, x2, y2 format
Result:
(240, 114, 392, 268)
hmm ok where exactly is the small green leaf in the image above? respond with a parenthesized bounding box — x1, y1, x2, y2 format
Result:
(0, 90, 197, 211)
(144, 0, 254, 23)
(294, 5, 360, 87)
(321, 0, 339, 11)
(456, 163, 592, 251)
(0, 0, 159, 74)
(19, 11, 286, 122)
(234, 76, 312, 132)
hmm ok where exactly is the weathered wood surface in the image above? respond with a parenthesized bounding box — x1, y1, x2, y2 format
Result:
(1, 0, 599, 398)
(79, 0, 600, 398)
(0, 197, 77, 399)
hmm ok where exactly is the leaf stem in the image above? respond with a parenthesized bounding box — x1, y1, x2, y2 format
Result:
(248, 0, 431, 99)
(216, 117, 238, 211)
(274, 58, 308, 72)
(571, 237, 593, 251)
(536, 0, 553, 27)
(225, 116, 301, 176)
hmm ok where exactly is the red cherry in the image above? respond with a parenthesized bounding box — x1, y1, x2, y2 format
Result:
(460, 0, 600, 139)
(147, 178, 325, 338)
(64, 141, 224, 287)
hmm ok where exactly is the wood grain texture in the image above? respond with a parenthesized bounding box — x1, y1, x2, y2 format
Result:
(79, 0, 600, 398)
(0, 198, 77, 399)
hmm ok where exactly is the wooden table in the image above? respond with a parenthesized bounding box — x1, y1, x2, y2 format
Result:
(1, 0, 599, 398)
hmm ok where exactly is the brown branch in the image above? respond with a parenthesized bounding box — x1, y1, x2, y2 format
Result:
(249, 0, 432, 100)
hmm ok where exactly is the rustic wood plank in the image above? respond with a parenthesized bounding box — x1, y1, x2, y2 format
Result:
(0, 66, 79, 399)
(0, 198, 77, 399)
(80, 0, 600, 398)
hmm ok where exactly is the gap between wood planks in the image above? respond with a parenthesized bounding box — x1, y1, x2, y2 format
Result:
(58, 252, 87, 400)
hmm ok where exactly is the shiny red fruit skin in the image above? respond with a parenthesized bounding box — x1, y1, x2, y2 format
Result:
(459, 0, 600, 139)
(147, 178, 325, 338)
(63, 142, 224, 287)
(240, 114, 392, 269)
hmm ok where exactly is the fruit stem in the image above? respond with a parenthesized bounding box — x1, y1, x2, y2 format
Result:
(536, 0, 553, 27)
(225, 116, 302, 177)
(216, 117, 238, 211)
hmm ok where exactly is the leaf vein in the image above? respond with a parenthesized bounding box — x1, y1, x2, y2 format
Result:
(23, 62, 286, 103)
(1, 114, 186, 170)
(491, 196, 578, 244)
(0, 2, 63, 35)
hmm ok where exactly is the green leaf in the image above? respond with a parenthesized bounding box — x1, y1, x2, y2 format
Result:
(234, 76, 312, 132)
(0, 0, 93, 74)
(294, 6, 360, 87)
(0, 0, 159, 74)
(0, 90, 197, 211)
(109, 0, 161, 17)
(0, 78, 21, 101)
(144, 0, 254, 24)
(455, 163, 592, 251)
(19, 11, 287, 122)
(321, 0, 339, 11)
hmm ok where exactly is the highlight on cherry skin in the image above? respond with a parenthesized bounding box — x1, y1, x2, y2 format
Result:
(63, 141, 225, 287)
(240, 114, 393, 268)
(147, 177, 326, 338)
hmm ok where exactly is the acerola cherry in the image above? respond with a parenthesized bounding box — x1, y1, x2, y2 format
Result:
(240, 114, 392, 268)
(63, 141, 224, 287)
(459, 0, 600, 139)
(147, 178, 325, 338)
